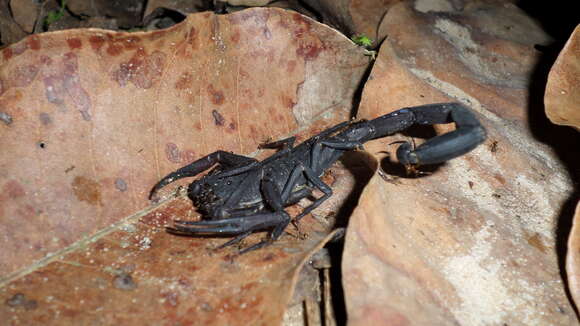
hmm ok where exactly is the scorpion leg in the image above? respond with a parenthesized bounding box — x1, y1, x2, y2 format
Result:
(215, 231, 253, 249)
(259, 136, 296, 149)
(171, 212, 289, 234)
(278, 158, 333, 222)
(149, 150, 258, 199)
(293, 166, 332, 222)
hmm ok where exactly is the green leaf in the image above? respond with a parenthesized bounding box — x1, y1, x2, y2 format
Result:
(44, 0, 67, 27)
(351, 34, 373, 48)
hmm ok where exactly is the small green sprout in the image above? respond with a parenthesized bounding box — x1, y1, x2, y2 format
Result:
(351, 34, 373, 48)
(44, 0, 67, 29)
(351, 34, 377, 60)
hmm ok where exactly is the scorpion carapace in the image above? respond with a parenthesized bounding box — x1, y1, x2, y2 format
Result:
(150, 103, 486, 253)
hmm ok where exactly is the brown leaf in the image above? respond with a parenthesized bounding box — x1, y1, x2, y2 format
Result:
(545, 24, 580, 129)
(343, 2, 576, 325)
(0, 7, 367, 278)
(567, 201, 580, 309)
(0, 8, 369, 323)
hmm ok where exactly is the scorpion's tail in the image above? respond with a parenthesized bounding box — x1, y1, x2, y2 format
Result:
(370, 103, 487, 165)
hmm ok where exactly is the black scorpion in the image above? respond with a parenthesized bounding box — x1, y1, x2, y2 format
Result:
(150, 103, 486, 253)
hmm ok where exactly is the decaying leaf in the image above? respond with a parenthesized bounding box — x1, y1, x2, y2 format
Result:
(545, 24, 580, 129)
(0, 7, 369, 324)
(0, 7, 368, 279)
(342, 2, 577, 325)
(567, 201, 580, 310)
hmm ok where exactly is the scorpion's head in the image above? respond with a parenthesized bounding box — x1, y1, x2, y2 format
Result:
(187, 180, 225, 218)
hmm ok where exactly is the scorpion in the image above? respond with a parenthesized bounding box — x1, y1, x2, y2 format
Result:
(149, 103, 486, 253)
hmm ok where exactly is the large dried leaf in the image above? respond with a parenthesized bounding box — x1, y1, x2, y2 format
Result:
(545, 24, 580, 129)
(567, 201, 580, 309)
(343, 2, 577, 325)
(0, 7, 368, 324)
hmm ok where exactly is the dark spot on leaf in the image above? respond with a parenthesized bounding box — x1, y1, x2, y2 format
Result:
(2, 48, 13, 60)
(72, 176, 102, 205)
(42, 53, 92, 118)
(106, 43, 123, 56)
(12, 64, 39, 88)
(212, 109, 225, 126)
(0, 112, 12, 125)
(112, 49, 166, 89)
(165, 143, 181, 163)
(175, 72, 193, 90)
(292, 12, 311, 30)
(115, 178, 128, 192)
(66, 38, 82, 50)
(296, 42, 322, 61)
(89, 35, 106, 52)
(5, 293, 37, 310)
(39, 112, 51, 125)
(113, 273, 137, 290)
(207, 84, 225, 105)
(291, 14, 311, 38)
(3, 180, 25, 198)
(27, 36, 41, 51)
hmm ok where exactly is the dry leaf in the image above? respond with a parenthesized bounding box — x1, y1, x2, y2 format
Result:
(0, 7, 369, 324)
(343, 2, 577, 325)
(567, 201, 580, 310)
(545, 24, 580, 129)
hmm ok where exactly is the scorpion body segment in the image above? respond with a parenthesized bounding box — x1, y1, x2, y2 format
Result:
(150, 103, 486, 253)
